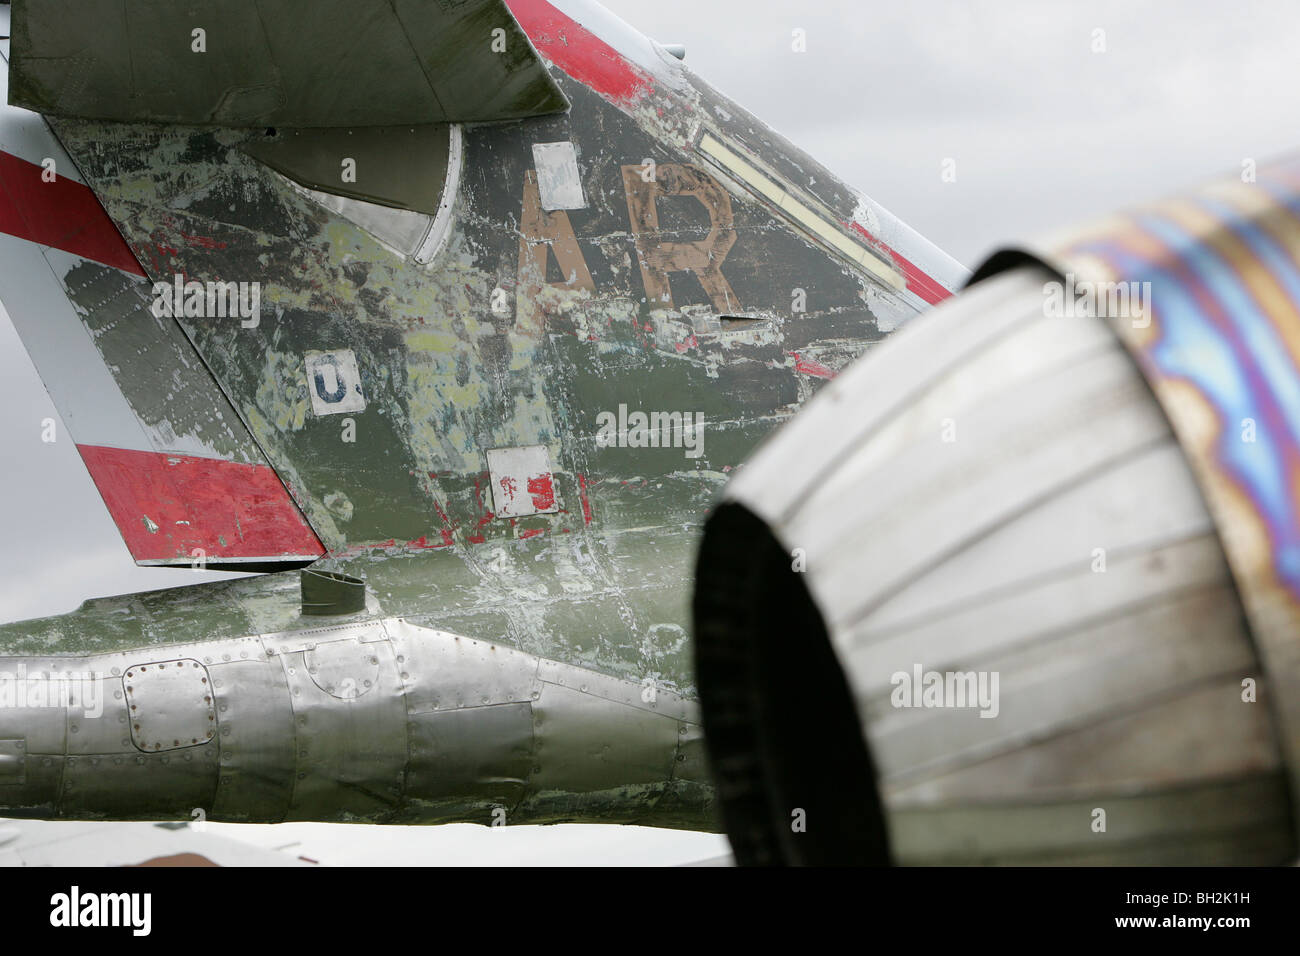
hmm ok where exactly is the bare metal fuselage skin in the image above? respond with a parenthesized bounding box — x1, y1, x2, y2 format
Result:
(0, 0, 959, 828)
(1, 616, 705, 827)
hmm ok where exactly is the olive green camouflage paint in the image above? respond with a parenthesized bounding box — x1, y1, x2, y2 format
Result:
(0, 30, 944, 829)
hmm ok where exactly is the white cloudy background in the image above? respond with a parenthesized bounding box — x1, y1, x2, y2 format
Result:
(2, 0, 1300, 863)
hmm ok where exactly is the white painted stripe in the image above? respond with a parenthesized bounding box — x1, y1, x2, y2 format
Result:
(847, 190, 968, 294)
(0, 232, 154, 452)
(697, 132, 907, 292)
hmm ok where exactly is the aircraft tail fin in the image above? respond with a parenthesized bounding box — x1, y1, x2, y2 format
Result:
(0, 37, 324, 568)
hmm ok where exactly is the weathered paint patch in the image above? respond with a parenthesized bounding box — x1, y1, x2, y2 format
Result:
(61, 257, 261, 462)
(790, 351, 837, 379)
(622, 162, 740, 313)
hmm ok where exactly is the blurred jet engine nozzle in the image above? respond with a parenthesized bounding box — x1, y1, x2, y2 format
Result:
(695, 243, 1300, 864)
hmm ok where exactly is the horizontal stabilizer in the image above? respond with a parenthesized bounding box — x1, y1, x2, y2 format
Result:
(9, 0, 569, 126)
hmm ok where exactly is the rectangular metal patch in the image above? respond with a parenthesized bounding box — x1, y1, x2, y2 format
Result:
(486, 445, 559, 518)
(305, 349, 367, 416)
(531, 141, 585, 211)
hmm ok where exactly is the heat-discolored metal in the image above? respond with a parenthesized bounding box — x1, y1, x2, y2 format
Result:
(1022, 159, 1300, 828)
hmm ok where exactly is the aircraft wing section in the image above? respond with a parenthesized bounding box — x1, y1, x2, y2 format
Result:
(0, 32, 324, 569)
(8, 0, 569, 127)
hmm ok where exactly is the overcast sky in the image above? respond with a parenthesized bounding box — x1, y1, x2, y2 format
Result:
(607, 0, 1300, 267)
(3, 0, 1300, 864)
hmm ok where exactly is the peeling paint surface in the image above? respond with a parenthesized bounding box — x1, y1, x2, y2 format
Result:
(23, 53, 936, 688)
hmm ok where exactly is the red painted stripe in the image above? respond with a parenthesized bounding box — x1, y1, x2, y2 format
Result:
(0, 151, 145, 276)
(844, 220, 951, 305)
(789, 352, 837, 379)
(77, 445, 324, 563)
(506, 0, 653, 105)
(577, 473, 594, 525)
